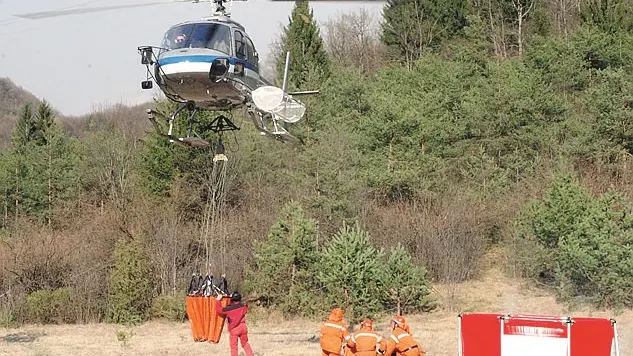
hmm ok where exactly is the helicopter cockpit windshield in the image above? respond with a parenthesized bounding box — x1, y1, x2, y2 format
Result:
(161, 22, 231, 55)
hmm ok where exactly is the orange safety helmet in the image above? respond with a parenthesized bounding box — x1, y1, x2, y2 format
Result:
(391, 315, 406, 329)
(329, 307, 345, 321)
(361, 319, 373, 329)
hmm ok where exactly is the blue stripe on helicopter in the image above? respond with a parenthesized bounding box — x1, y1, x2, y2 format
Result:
(157, 55, 257, 71)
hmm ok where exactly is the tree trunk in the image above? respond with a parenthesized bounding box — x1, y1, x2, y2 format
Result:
(172, 223, 177, 294)
(515, 0, 535, 56)
(290, 263, 296, 299)
(560, 0, 569, 39)
(388, 140, 394, 172)
(488, 0, 507, 60)
(14, 166, 19, 225)
(47, 132, 52, 226)
(3, 187, 7, 226)
(518, 5, 524, 56)
(501, 21, 507, 58)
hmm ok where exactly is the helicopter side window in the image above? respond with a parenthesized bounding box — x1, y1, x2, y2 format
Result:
(234, 30, 246, 60)
(244, 36, 258, 67)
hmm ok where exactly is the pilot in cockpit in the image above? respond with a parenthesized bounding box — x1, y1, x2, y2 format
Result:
(211, 26, 230, 54)
(175, 33, 187, 45)
(213, 37, 230, 54)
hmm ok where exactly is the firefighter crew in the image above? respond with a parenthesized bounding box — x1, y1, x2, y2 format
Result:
(385, 316, 425, 356)
(320, 307, 351, 356)
(215, 291, 254, 356)
(346, 319, 387, 355)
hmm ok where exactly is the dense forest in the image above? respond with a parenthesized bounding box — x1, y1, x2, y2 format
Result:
(2, 0, 633, 326)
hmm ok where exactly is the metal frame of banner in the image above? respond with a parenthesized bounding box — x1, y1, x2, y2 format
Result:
(457, 314, 463, 356)
(499, 314, 507, 355)
(611, 319, 620, 356)
(565, 317, 572, 356)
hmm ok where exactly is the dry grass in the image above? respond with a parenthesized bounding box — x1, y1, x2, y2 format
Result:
(2, 252, 632, 356)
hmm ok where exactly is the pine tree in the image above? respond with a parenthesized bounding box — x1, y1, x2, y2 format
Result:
(276, 0, 330, 91)
(12, 101, 57, 148)
(244, 201, 322, 316)
(8, 103, 36, 222)
(42, 125, 82, 225)
(580, 0, 633, 33)
(12, 103, 36, 149)
(318, 222, 384, 324)
(381, 244, 432, 315)
(107, 236, 153, 325)
(35, 100, 56, 145)
(4, 101, 80, 224)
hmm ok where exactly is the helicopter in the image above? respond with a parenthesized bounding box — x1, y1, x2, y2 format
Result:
(137, 0, 320, 149)
(12, 0, 319, 150)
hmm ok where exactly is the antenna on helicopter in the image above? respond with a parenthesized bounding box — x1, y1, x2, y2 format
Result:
(213, 0, 227, 14)
(210, 0, 246, 17)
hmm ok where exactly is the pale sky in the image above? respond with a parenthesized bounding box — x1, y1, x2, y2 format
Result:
(0, 0, 384, 116)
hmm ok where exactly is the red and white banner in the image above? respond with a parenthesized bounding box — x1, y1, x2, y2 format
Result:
(458, 313, 619, 356)
(502, 315, 569, 355)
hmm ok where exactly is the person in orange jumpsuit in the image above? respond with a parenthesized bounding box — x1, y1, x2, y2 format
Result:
(385, 316, 425, 356)
(320, 307, 351, 356)
(346, 319, 387, 355)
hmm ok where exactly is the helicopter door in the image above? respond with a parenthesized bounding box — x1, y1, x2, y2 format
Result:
(233, 30, 249, 74)
(244, 36, 259, 72)
(234, 30, 246, 59)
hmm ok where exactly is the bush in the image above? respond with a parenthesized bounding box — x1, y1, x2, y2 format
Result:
(0, 291, 18, 327)
(150, 294, 185, 321)
(0, 308, 15, 328)
(24, 287, 74, 324)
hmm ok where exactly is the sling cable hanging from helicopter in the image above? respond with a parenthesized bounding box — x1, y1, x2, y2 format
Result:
(186, 134, 233, 344)
(198, 132, 230, 282)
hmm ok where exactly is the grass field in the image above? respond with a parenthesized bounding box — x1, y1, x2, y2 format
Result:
(1, 258, 631, 355)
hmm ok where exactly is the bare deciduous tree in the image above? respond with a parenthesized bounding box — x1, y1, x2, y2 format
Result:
(555, 0, 582, 39)
(323, 8, 383, 74)
(512, 0, 537, 56)
(263, 24, 286, 85)
(484, 0, 509, 60)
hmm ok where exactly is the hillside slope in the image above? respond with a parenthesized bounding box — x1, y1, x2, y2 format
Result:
(0, 78, 41, 148)
(0, 77, 154, 146)
(1, 250, 629, 356)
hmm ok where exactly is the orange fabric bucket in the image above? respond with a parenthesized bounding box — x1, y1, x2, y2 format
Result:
(208, 296, 230, 343)
(186, 295, 231, 343)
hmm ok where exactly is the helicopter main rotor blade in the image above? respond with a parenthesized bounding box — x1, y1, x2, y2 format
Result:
(14, 1, 190, 20)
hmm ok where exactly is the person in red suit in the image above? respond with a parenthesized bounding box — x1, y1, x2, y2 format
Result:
(216, 291, 254, 356)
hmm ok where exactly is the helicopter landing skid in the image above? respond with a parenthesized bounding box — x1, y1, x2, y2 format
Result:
(146, 102, 213, 148)
(247, 107, 303, 144)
